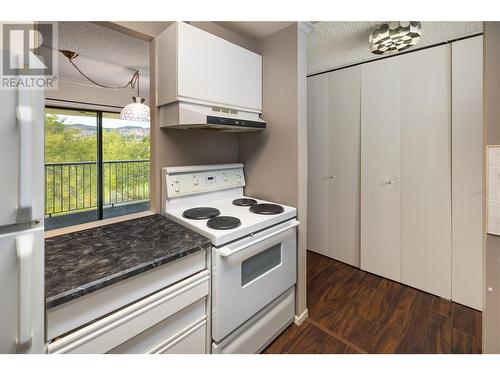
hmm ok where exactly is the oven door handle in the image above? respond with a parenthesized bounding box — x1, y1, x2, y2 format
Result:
(219, 220, 300, 258)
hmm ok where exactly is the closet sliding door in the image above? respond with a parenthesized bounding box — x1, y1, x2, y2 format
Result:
(360, 57, 402, 282)
(307, 74, 330, 257)
(401, 45, 452, 299)
(451, 36, 483, 310)
(329, 67, 361, 267)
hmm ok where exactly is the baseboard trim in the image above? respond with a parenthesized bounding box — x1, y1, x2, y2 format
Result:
(294, 308, 308, 325)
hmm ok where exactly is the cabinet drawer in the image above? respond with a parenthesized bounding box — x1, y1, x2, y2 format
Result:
(48, 270, 209, 354)
(212, 287, 295, 354)
(48, 250, 206, 340)
(108, 298, 206, 354)
(157, 319, 206, 354)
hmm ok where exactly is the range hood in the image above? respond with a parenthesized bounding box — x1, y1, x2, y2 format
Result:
(159, 101, 266, 132)
(156, 22, 265, 132)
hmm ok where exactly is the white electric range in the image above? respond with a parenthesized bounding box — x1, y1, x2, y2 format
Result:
(162, 163, 298, 354)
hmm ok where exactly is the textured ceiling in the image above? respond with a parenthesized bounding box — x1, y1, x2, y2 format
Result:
(307, 21, 483, 75)
(42, 22, 150, 91)
(214, 22, 295, 41)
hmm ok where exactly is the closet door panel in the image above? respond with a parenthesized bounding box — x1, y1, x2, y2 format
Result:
(361, 57, 402, 282)
(307, 75, 330, 257)
(329, 66, 361, 267)
(451, 36, 483, 310)
(401, 45, 452, 299)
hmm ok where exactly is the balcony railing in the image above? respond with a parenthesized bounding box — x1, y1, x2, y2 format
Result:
(45, 160, 150, 216)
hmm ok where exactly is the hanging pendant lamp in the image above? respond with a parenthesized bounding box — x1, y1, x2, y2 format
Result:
(120, 72, 150, 122)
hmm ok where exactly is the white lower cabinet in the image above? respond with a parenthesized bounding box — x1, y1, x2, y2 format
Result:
(155, 319, 206, 354)
(47, 250, 207, 341)
(48, 271, 209, 354)
(108, 299, 207, 354)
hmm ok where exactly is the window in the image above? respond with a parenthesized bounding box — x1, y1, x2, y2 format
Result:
(44, 107, 150, 230)
(241, 244, 282, 286)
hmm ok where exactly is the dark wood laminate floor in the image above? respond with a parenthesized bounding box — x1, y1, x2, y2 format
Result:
(263, 251, 482, 354)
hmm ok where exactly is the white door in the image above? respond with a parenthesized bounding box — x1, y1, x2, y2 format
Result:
(329, 66, 361, 267)
(401, 45, 452, 299)
(225, 42, 262, 111)
(360, 57, 402, 282)
(0, 226, 45, 353)
(307, 74, 330, 257)
(451, 36, 484, 310)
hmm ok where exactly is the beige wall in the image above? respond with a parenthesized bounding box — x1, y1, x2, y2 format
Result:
(239, 24, 299, 206)
(238, 23, 308, 319)
(484, 21, 500, 354)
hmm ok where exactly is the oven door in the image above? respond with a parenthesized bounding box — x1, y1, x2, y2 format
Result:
(212, 219, 298, 342)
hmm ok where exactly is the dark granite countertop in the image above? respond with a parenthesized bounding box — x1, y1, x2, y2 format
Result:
(45, 214, 211, 309)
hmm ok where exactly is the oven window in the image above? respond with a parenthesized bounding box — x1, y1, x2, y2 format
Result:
(241, 244, 282, 286)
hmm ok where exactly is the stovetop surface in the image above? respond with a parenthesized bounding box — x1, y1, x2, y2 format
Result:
(166, 196, 296, 246)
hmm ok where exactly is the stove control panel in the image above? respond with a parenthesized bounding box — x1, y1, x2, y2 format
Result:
(164, 165, 245, 197)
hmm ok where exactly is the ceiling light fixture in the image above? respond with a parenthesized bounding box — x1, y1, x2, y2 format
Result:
(369, 22, 422, 55)
(59, 49, 150, 122)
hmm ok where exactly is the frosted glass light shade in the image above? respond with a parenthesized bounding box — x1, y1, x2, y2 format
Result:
(120, 97, 150, 122)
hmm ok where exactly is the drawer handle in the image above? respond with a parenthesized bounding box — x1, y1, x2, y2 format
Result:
(151, 318, 206, 354)
(218, 220, 299, 258)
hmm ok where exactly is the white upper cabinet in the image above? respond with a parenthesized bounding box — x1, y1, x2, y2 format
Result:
(156, 22, 262, 112)
(176, 22, 228, 107)
(225, 43, 262, 110)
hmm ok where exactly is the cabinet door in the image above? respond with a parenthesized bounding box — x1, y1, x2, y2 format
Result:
(225, 43, 262, 111)
(361, 57, 402, 282)
(177, 22, 228, 106)
(329, 66, 361, 267)
(401, 45, 452, 299)
(307, 74, 330, 257)
(451, 36, 483, 310)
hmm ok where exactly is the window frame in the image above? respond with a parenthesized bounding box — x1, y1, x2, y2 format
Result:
(44, 105, 151, 227)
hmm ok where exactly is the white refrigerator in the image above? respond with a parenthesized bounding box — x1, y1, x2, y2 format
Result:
(0, 75, 45, 353)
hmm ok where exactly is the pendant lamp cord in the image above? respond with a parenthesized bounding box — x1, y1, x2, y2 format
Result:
(60, 49, 141, 94)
